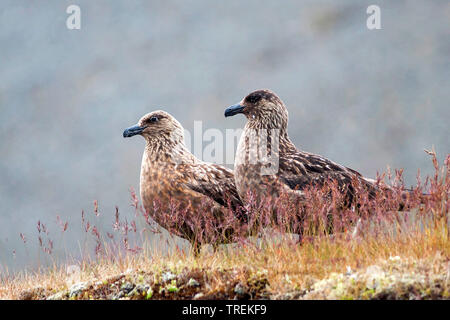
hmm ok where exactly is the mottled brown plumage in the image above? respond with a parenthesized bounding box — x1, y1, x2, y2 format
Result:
(123, 111, 244, 247)
(225, 89, 381, 205)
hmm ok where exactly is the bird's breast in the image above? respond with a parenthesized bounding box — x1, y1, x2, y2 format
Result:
(234, 129, 282, 201)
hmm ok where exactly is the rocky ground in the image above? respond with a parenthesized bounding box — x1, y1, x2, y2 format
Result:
(17, 255, 450, 300)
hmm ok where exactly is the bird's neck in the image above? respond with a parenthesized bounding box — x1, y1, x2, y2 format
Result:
(243, 122, 296, 153)
(143, 136, 196, 164)
(280, 135, 297, 153)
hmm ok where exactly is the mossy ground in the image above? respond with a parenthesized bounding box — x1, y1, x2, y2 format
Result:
(4, 221, 449, 300)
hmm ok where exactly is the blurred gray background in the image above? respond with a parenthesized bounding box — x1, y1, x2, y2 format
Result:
(0, 0, 449, 271)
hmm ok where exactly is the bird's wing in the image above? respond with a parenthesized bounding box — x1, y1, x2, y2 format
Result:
(182, 163, 245, 212)
(278, 151, 377, 195)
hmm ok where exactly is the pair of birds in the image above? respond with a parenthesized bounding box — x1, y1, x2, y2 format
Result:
(123, 89, 383, 248)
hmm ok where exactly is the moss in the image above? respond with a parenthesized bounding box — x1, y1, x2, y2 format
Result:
(303, 257, 450, 300)
(145, 288, 153, 299)
(167, 280, 179, 293)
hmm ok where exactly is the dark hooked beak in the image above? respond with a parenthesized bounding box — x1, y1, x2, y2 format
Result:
(224, 104, 245, 117)
(123, 125, 145, 138)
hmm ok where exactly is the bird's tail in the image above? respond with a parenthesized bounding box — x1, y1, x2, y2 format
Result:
(401, 188, 431, 204)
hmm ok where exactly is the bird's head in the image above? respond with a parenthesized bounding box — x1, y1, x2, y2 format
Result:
(123, 110, 185, 144)
(224, 89, 288, 129)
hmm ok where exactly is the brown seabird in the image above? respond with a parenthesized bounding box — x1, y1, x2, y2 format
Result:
(123, 110, 245, 251)
(224, 89, 384, 206)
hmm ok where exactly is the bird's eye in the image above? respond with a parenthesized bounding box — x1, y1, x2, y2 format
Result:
(149, 116, 159, 123)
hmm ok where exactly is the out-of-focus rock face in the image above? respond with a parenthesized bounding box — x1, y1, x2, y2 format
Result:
(0, 0, 448, 270)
